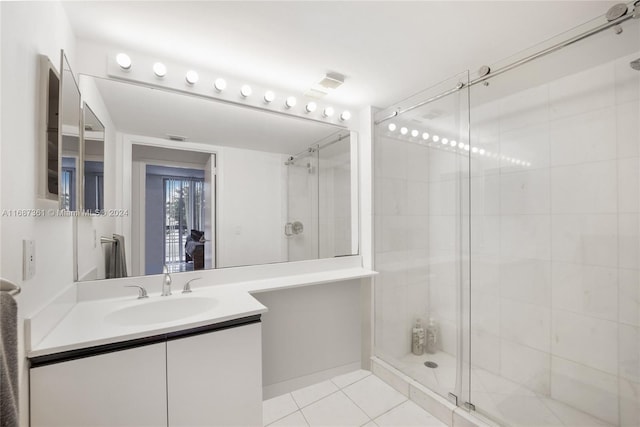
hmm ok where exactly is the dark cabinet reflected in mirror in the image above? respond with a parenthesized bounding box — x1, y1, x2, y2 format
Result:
(82, 104, 105, 213)
(44, 61, 60, 199)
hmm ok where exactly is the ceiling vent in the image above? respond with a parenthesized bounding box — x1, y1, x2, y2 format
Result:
(318, 72, 345, 90)
(167, 134, 187, 142)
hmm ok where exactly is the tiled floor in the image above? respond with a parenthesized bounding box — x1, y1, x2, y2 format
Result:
(395, 352, 612, 427)
(263, 370, 447, 427)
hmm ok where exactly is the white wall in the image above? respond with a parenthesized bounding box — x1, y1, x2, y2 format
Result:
(0, 2, 76, 424)
(253, 279, 363, 398)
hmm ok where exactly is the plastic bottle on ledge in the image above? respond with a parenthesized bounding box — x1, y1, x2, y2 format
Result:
(426, 318, 439, 354)
(411, 318, 425, 355)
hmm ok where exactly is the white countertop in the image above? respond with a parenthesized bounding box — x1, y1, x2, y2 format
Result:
(28, 265, 376, 359)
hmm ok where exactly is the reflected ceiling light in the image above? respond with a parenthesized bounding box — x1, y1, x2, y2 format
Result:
(240, 85, 252, 97)
(450, 140, 457, 147)
(422, 132, 430, 140)
(264, 90, 275, 103)
(153, 62, 166, 77)
(305, 102, 317, 113)
(464, 144, 470, 151)
(458, 142, 465, 149)
(442, 138, 449, 145)
(116, 53, 132, 70)
(411, 129, 419, 138)
(400, 127, 408, 135)
(323, 106, 334, 117)
(285, 96, 297, 109)
(340, 111, 351, 121)
(185, 70, 199, 85)
(432, 135, 440, 142)
(214, 78, 227, 92)
(388, 123, 397, 132)
(471, 147, 478, 153)
(479, 149, 486, 155)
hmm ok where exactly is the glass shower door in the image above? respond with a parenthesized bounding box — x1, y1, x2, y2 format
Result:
(286, 149, 319, 262)
(373, 71, 471, 406)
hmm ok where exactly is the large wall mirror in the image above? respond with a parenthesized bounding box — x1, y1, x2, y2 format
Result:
(59, 51, 81, 211)
(76, 75, 359, 281)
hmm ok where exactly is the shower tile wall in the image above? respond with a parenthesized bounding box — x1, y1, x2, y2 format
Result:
(469, 52, 640, 426)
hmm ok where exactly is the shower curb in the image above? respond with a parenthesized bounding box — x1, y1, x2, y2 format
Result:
(370, 357, 499, 427)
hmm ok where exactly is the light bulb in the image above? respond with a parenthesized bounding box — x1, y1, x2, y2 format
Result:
(214, 78, 227, 92)
(464, 144, 470, 151)
(285, 96, 297, 109)
(264, 90, 275, 103)
(422, 132, 430, 140)
(479, 149, 486, 155)
(472, 147, 478, 153)
(458, 142, 465, 149)
(432, 135, 440, 142)
(410, 129, 418, 138)
(340, 111, 351, 121)
(323, 106, 334, 117)
(116, 53, 132, 70)
(185, 70, 199, 85)
(240, 85, 252, 97)
(400, 127, 408, 135)
(305, 102, 317, 113)
(388, 123, 397, 132)
(153, 62, 166, 77)
(450, 140, 457, 147)
(442, 138, 449, 145)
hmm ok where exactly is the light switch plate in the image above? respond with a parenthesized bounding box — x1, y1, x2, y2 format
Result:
(23, 239, 36, 281)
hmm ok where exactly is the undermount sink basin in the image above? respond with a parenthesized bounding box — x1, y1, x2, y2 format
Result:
(105, 297, 217, 326)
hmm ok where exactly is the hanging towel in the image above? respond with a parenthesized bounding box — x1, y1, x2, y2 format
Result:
(0, 291, 18, 427)
(107, 234, 128, 279)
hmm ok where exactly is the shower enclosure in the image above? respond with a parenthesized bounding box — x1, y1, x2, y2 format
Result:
(374, 5, 640, 426)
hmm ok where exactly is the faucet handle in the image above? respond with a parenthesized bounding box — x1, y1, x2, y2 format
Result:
(125, 285, 148, 299)
(183, 277, 202, 294)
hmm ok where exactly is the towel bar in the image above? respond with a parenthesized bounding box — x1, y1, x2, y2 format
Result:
(100, 236, 116, 244)
(0, 278, 21, 296)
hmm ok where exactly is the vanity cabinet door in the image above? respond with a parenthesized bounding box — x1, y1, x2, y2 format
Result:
(166, 323, 262, 426)
(30, 342, 167, 427)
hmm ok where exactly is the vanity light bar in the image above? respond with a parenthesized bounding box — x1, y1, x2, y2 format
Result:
(384, 122, 531, 167)
(113, 53, 352, 123)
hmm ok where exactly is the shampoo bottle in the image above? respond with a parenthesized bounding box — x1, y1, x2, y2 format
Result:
(411, 318, 425, 355)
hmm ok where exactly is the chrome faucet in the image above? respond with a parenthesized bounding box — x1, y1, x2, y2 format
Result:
(182, 277, 202, 294)
(161, 265, 172, 296)
(124, 285, 148, 299)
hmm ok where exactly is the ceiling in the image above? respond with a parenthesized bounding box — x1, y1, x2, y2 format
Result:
(62, 1, 619, 109)
(89, 76, 344, 154)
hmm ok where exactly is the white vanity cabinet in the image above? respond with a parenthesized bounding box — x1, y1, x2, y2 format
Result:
(30, 319, 262, 427)
(30, 342, 168, 427)
(167, 322, 262, 426)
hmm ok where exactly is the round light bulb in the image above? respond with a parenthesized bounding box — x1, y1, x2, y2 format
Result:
(116, 53, 132, 70)
(458, 142, 465, 149)
(479, 149, 486, 155)
(153, 62, 166, 77)
(432, 135, 440, 142)
(185, 70, 199, 85)
(472, 147, 478, 153)
(422, 132, 430, 140)
(306, 102, 317, 113)
(264, 90, 275, 103)
(285, 96, 297, 108)
(450, 140, 457, 147)
(464, 144, 470, 151)
(323, 106, 334, 117)
(214, 78, 227, 92)
(400, 127, 408, 135)
(340, 111, 351, 121)
(442, 138, 449, 145)
(388, 123, 397, 132)
(240, 85, 252, 97)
